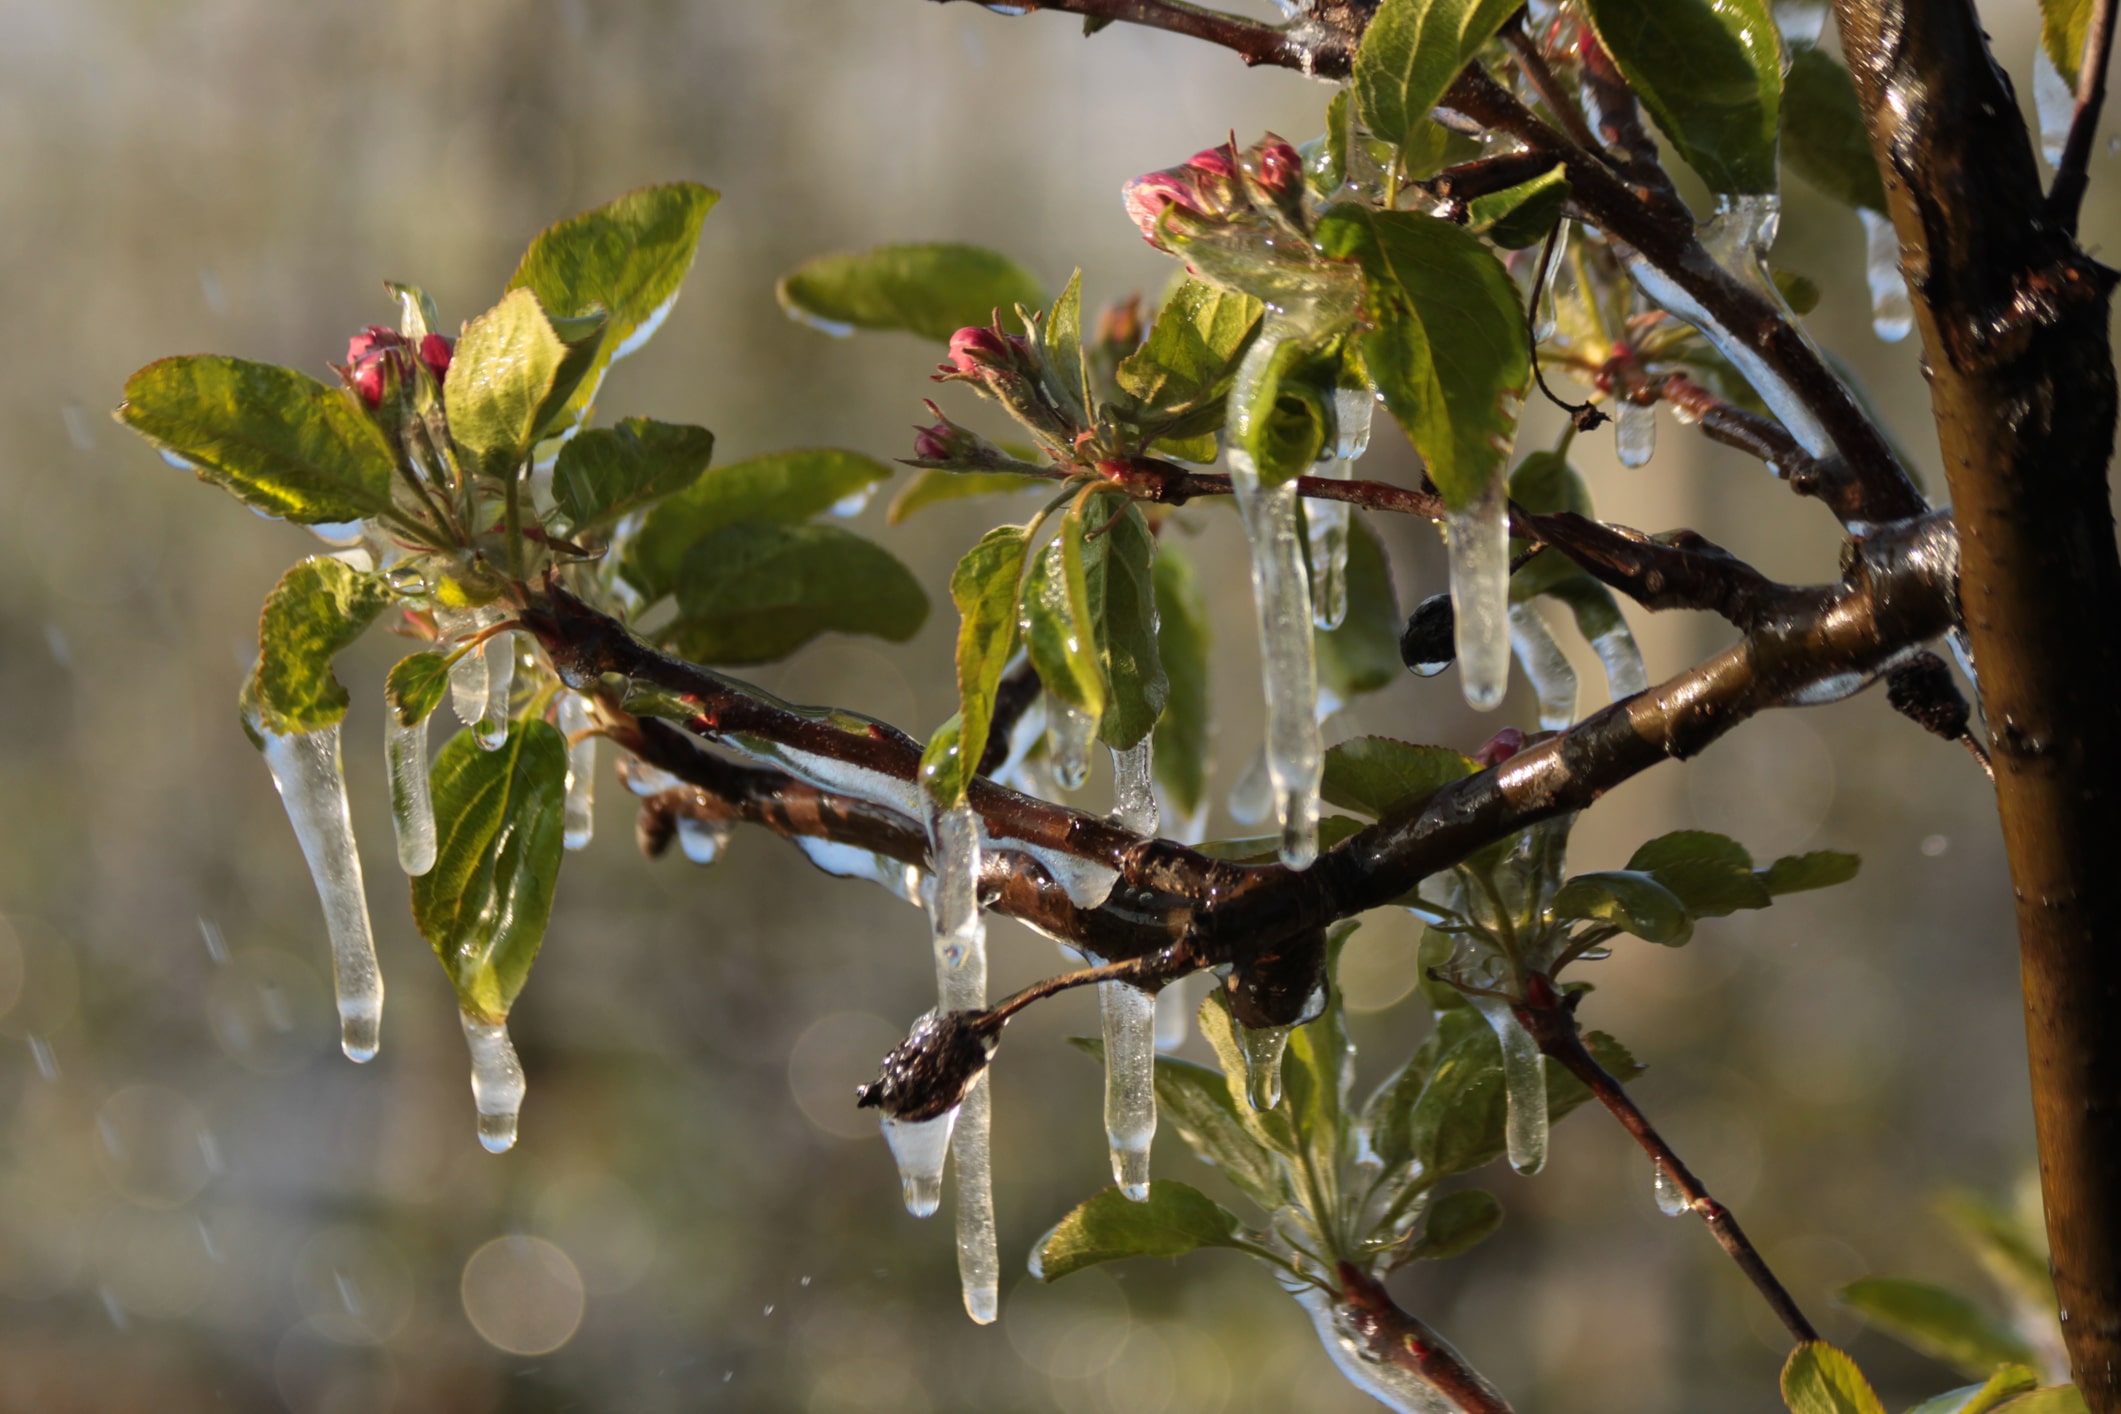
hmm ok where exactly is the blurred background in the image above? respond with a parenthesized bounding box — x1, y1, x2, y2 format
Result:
(0, 1, 2103, 1410)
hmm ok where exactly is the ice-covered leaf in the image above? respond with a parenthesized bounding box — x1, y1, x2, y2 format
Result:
(888, 469, 1047, 524)
(1115, 279, 1263, 437)
(117, 356, 398, 524)
(1044, 268, 1092, 424)
(245, 557, 394, 737)
(1992, 1387, 2091, 1414)
(1321, 736, 1477, 819)
(1626, 831, 1773, 917)
(552, 417, 715, 532)
(1582, 0, 1782, 195)
(1315, 515, 1403, 700)
(1837, 1277, 2036, 1380)
(1782, 49, 1887, 212)
(1467, 163, 1570, 249)
(1022, 511, 1105, 726)
(1554, 870, 1693, 944)
(1233, 335, 1335, 487)
(1400, 1009, 1636, 1180)
(664, 521, 927, 665)
(776, 243, 1045, 343)
(507, 182, 717, 429)
(1083, 493, 1166, 749)
(1315, 206, 1529, 509)
(1760, 850, 1861, 895)
(1196, 991, 1298, 1155)
(413, 719, 568, 1022)
(386, 651, 453, 729)
(1406, 1188, 1503, 1260)
(1904, 1367, 2042, 1414)
(1353, 0, 1522, 152)
(1031, 1181, 1251, 1281)
(444, 288, 569, 480)
(1781, 1341, 1888, 1414)
(2043, 0, 2094, 89)
(1151, 541, 1211, 820)
(623, 448, 895, 601)
(924, 525, 1030, 804)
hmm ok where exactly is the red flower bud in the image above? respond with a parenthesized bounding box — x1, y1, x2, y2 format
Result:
(1256, 137, 1304, 202)
(1122, 172, 1196, 249)
(350, 357, 387, 407)
(418, 333, 453, 381)
(1185, 144, 1239, 181)
(945, 324, 1017, 375)
(345, 324, 399, 364)
(912, 423, 955, 461)
(1475, 727, 1527, 766)
(910, 400, 997, 465)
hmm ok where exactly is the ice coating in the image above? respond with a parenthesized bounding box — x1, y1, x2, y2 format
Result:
(434, 605, 497, 728)
(475, 631, 517, 751)
(623, 760, 682, 797)
(2035, 43, 2073, 168)
(1507, 603, 1578, 731)
(1237, 1022, 1293, 1111)
(1305, 387, 1377, 630)
(795, 838, 924, 905)
(1110, 740, 1159, 837)
(558, 693, 597, 850)
(1534, 220, 1571, 343)
(952, 1077, 1000, 1323)
(926, 839, 998, 1324)
(385, 715, 436, 876)
(676, 816, 733, 865)
(1445, 479, 1512, 712)
(1858, 208, 1913, 343)
(1101, 981, 1158, 1201)
(1614, 398, 1656, 467)
(1046, 697, 1098, 792)
(260, 723, 383, 1062)
(1153, 975, 1192, 1051)
(1292, 1285, 1464, 1414)
(881, 1103, 959, 1218)
(1653, 1161, 1689, 1216)
(928, 802, 984, 972)
(460, 1011, 526, 1153)
(727, 734, 927, 820)
(1469, 992, 1548, 1175)
(1228, 445, 1323, 868)
(1590, 624, 1650, 701)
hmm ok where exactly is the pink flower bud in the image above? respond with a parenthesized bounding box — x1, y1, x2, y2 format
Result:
(345, 324, 398, 364)
(351, 357, 387, 407)
(1122, 172, 1195, 249)
(945, 325, 1017, 376)
(1475, 727, 1527, 766)
(912, 422, 955, 461)
(1185, 143, 1239, 181)
(1256, 137, 1304, 201)
(418, 333, 453, 381)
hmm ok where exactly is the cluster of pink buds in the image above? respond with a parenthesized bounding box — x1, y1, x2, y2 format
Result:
(908, 399, 1009, 469)
(341, 325, 454, 408)
(933, 318, 1076, 450)
(1121, 134, 1308, 254)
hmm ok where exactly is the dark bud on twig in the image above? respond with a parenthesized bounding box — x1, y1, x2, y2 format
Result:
(855, 1010, 999, 1122)
(1886, 652, 1972, 742)
(1401, 593, 1457, 677)
(1222, 926, 1328, 1030)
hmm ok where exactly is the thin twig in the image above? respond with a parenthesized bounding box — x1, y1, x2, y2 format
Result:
(1334, 1264, 1516, 1414)
(929, 0, 1356, 75)
(2049, 0, 2120, 231)
(1502, 21, 1605, 157)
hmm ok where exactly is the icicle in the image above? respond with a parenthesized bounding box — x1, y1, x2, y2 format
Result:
(952, 1076, 1000, 1323)
(1153, 975, 1192, 1052)
(1046, 697, 1097, 792)
(676, 816, 733, 865)
(1590, 623, 1650, 700)
(1614, 398, 1656, 467)
(475, 631, 518, 751)
(386, 714, 436, 876)
(1227, 449, 1323, 867)
(1228, 747, 1273, 826)
(1101, 981, 1157, 1200)
(2035, 44, 2073, 167)
(434, 606, 496, 728)
(1445, 479, 1511, 712)
(922, 804, 997, 1323)
(1469, 993, 1548, 1175)
(1236, 1023, 1292, 1110)
(557, 693, 597, 850)
(1772, 0, 1827, 49)
(881, 1100, 960, 1218)
(1507, 603, 1577, 731)
(1653, 1162, 1689, 1217)
(1305, 388, 1377, 631)
(460, 1011, 526, 1153)
(1858, 208, 1913, 343)
(928, 803, 984, 973)
(260, 723, 383, 1062)
(1534, 220, 1570, 343)
(1110, 740, 1159, 837)
(1292, 1285, 1469, 1414)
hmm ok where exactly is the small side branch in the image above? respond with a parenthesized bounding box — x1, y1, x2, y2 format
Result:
(927, 0, 1357, 74)
(2049, 0, 2121, 232)
(1334, 1265, 1517, 1414)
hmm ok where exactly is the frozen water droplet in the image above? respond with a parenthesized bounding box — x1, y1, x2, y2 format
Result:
(1858, 208, 1913, 343)
(676, 815, 733, 865)
(1304, 387, 1372, 630)
(199, 917, 230, 964)
(1507, 603, 1577, 731)
(880, 1106, 959, 1218)
(1468, 993, 1547, 1175)
(2035, 43, 2074, 168)
(386, 714, 436, 875)
(624, 760, 682, 797)
(461, 1011, 526, 1153)
(1227, 746, 1274, 826)
(260, 723, 383, 1062)
(1237, 1023, 1292, 1110)
(1445, 481, 1511, 712)
(1773, 0, 1827, 49)
(434, 606, 497, 728)
(1614, 398, 1656, 467)
(558, 693, 597, 850)
(476, 631, 518, 751)
(1101, 981, 1157, 1201)
(1653, 1161, 1689, 1216)
(1047, 698, 1097, 792)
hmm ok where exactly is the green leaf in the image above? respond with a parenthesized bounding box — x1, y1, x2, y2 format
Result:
(1466, 163, 1571, 249)
(443, 288, 569, 480)
(507, 182, 718, 431)
(387, 281, 441, 341)
(924, 525, 1030, 804)
(1316, 515, 1404, 701)
(1993, 1387, 2091, 1414)
(1315, 206, 1529, 509)
(1031, 1181, 1252, 1281)
(1408, 1188, 1504, 1260)
(1626, 830, 1773, 916)
(1906, 1367, 2043, 1414)
(1321, 736, 1478, 819)
(1782, 49, 1888, 212)
(1195, 991, 1299, 1157)
(1760, 850, 1861, 895)
(1783, 1342, 1889, 1414)
(413, 719, 569, 1022)
(887, 469, 1047, 525)
(664, 522, 927, 666)
(776, 243, 1046, 343)
(1044, 268, 1092, 424)
(1553, 870, 1693, 944)
(1151, 541, 1212, 821)
(1083, 494, 1166, 749)
(1281, 923, 1359, 1216)
(117, 356, 399, 525)
(1838, 1277, 2036, 1380)
(623, 448, 896, 602)
(1508, 449, 1594, 516)
(1021, 512, 1105, 724)
(1934, 1189, 2055, 1314)
(1582, 0, 1783, 195)
(2043, 0, 2094, 89)
(1115, 279, 1264, 434)
(1353, 0, 1522, 153)
(386, 652, 453, 729)
(552, 417, 715, 533)
(1233, 335, 1335, 487)
(243, 557, 394, 737)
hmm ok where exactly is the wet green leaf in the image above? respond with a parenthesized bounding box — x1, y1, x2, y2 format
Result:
(552, 417, 715, 532)
(1316, 206, 1529, 509)
(1467, 163, 1570, 249)
(444, 288, 569, 480)
(1234, 335, 1334, 487)
(1407, 1188, 1503, 1260)
(1316, 516, 1403, 700)
(386, 652, 453, 729)
(665, 521, 927, 666)
(1021, 511, 1105, 724)
(887, 469, 1047, 524)
(1084, 493, 1166, 749)
(1554, 870, 1693, 944)
(1151, 541, 1212, 821)
(1781, 1341, 1888, 1414)
(1032, 1181, 1252, 1281)
(2043, 0, 2094, 89)
(117, 356, 399, 525)
(1115, 279, 1264, 436)
(1044, 268, 1092, 424)
(777, 243, 1045, 343)
(1354, 0, 1522, 153)
(1626, 830, 1772, 916)
(245, 557, 394, 737)
(1760, 849, 1861, 895)
(1783, 49, 1888, 212)
(1582, 0, 1782, 194)
(1321, 735, 1478, 819)
(1993, 1386, 2091, 1414)
(413, 720, 569, 1023)
(623, 448, 895, 601)
(1905, 1366, 2042, 1414)
(924, 525, 1030, 803)
(1838, 1277, 2036, 1380)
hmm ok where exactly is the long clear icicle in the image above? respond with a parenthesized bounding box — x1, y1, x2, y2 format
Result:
(1046, 697, 1097, 792)
(1305, 386, 1376, 631)
(1507, 603, 1577, 731)
(476, 631, 517, 751)
(1614, 398, 1656, 467)
(1858, 208, 1913, 343)
(1469, 993, 1548, 1175)
(1228, 449, 1322, 866)
(1590, 622, 1650, 701)
(558, 693, 596, 850)
(1533, 220, 1571, 343)
(1446, 479, 1512, 712)
(260, 723, 383, 1062)
(927, 800, 997, 1323)
(386, 714, 436, 876)
(1103, 741, 1160, 1200)
(460, 1011, 526, 1153)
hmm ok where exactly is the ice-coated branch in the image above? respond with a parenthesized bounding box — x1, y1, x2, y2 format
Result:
(1516, 511, 1803, 631)
(1653, 372, 1851, 509)
(1331, 1264, 1516, 1414)
(2048, 0, 2120, 232)
(925, 0, 1363, 75)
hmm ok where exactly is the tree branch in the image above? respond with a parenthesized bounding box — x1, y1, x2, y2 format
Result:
(2049, 0, 2121, 233)
(1333, 1264, 1516, 1414)
(927, 0, 1359, 74)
